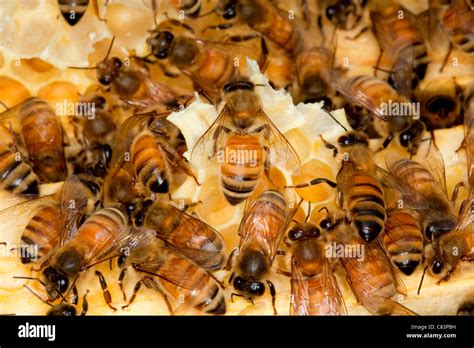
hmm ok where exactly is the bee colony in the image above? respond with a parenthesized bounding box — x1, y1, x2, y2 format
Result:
(0, 0, 473, 316)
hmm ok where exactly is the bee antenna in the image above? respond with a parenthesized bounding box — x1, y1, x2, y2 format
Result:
(305, 202, 311, 222)
(13, 276, 69, 302)
(417, 266, 428, 295)
(103, 36, 116, 62)
(372, 66, 395, 75)
(0, 101, 10, 111)
(23, 285, 53, 307)
(327, 111, 348, 132)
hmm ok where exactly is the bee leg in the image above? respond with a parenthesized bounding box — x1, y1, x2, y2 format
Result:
(225, 248, 239, 271)
(95, 270, 117, 312)
(277, 269, 291, 277)
(142, 277, 174, 315)
(378, 134, 394, 151)
(71, 286, 79, 305)
(450, 182, 464, 205)
(80, 290, 90, 316)
(320, 135, 338, 157)
(285, 178, 337, 189)
(439, 42, 452, 73)
(230, 292, 244, 303)
(345, 26, 369, 40)
(122, 277, 145, 310)
(118, 268, 128, 302)
(201, 23, 233, 33)
(373, 49, 384, 77)
(267, 280, 278, 315)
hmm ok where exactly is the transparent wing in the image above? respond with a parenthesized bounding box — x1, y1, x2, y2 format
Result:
(107, 112, 154, 179)
(190, 106, 232, 161)
(257, 110, 301, 171)
(377, 165, 430, 210)
(416, 140, 447, 195)
(154, 205, 225, 270)
(59, 175, 89, 246)
(238, 194, 289, 261)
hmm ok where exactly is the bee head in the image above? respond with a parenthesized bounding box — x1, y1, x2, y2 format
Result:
(147, 30, 175, 59)
(337, 131, 368, 147)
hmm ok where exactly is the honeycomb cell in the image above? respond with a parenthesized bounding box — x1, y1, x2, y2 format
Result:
(291, 159, 336, 203)
(284, 128, 312, 163)
(10, 58, 60, 83)
(38, 81, 80, 117)
(105, 3, 154, 54)
(197, 175, 236, 226)
(0, 77, 31, 108)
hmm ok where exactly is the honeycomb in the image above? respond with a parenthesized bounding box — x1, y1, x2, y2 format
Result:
(0, 0, 473, 316)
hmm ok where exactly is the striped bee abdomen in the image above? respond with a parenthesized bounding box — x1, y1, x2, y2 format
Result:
(220, 135, 264, 205)
(0, 144, 39, 196)
(383, 210, 423, 275)
(347, 173, 386, 242)
(21, 206, 62, 263)
(131, 132, 169, 194)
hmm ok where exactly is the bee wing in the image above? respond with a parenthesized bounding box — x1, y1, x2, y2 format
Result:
(416, 140, 447, 195)
(238, 195, 289, 261)
(331, 75, 386, 120)
(154, 205, 225, 270)
(415, 7, 447, 53)
(107, 113, 153, 178)
(364, 296, 418, 316)
(456, 198, 474, 231)
(84, 216, 133, 267)
(377, 165, 430, 210)
(0, 98, 30, 132)
(59, 175, 89, 246)
(257, 110, 301, 171)
(290, 257, 347, 316)
(158, 144, 199, 185)
(190, 106, 232, 161)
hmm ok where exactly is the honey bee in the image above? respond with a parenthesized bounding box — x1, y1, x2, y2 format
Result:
(39, 206, 129, 310)
(0, 125, 39, 196)
(106, 111, 196, 198)
(58, 0, 105, 26)
(420, 0, 474, 72)
(133, 199, 226, 270)
(334, 74, 425, 153)
(320, 216, 416, 315)
(118, 227, 226, 315)
(71, 38, 176, 110)
(146, 21, 260, 101)
(71, 95, 117, 177)
(291, 12, 338, 108)
(382, 209, 424, 275)
(322, 0, 367, 31)
(6, 175, 102, 265)
(285, 204, 347, 315)
(288, 130, 386, 242)
(381, 146, 459, 282)
(23, 284, 89, 316)
(204, 0, 294, 52)
(433, 198, 474, 276)
(227, 190, 294, 315)
(370, 4, 429, 95)
(0, 98, 67, 183)
(192, 79, 299, 205)
(420, 77, 463, 129)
